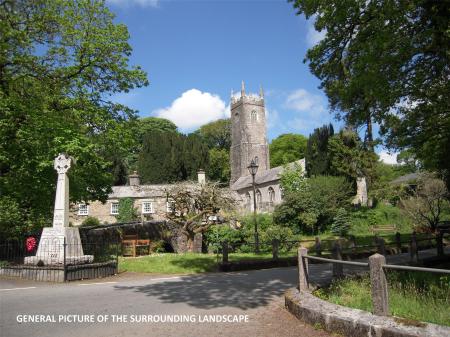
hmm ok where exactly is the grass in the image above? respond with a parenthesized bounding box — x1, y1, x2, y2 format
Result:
(118, 251, 296, 274)
(314, 271, 450, 326)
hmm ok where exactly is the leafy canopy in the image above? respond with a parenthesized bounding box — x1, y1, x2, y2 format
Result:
(290, 0, 450, 187)
(0, 0, 148, 234)
(270, 133, 307, 168)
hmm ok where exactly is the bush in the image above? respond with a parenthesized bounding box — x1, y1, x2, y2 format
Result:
(116, 198, 139, 222)
(150, 240, 166, 253)
(204, 224, 244, 252)
(330, 208, 350, 236)
(80, 216, 101, 227)
(349, 203, 413, 235)
(274, 175, 353, 234)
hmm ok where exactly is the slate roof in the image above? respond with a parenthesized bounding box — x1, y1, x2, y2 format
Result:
(231, 159, 305, 191)
(109, 184, 193, 199)
(390, 172, 419, 185)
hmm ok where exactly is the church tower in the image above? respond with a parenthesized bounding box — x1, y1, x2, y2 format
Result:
(230, 81, 270, 185)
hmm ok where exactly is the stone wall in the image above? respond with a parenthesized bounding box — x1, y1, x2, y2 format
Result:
(235, 180, 283, 213)
(70, 197, 171, 226)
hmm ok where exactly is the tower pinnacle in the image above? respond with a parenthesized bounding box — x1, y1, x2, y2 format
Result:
(259, 84, 264, 98)
(241, 80, 245, 97)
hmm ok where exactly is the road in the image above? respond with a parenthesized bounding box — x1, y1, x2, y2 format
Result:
(2, 247, 445, 337)
(0, 267, 331, 337)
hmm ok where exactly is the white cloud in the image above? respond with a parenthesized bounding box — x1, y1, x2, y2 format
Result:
(154, 89, 229, 130)
(378, 150, 399, 165)
(106, 0, 159, 8)
(306, 16, 326, 46)
(284, 88, 330, 134)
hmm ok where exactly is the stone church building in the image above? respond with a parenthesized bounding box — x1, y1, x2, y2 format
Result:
(229, 81, 305, 212)
(69, 82, 304, 226)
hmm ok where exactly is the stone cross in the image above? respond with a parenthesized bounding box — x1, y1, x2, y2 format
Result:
(52, 153, 72, 228)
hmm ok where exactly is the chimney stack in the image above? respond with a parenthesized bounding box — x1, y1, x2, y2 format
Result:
(197, 169, 206, 185)
(129, 171, 140, 186)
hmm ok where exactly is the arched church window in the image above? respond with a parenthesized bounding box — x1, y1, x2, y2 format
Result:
(254, 156, 259, 165)
(256, 189, 262, 210)
(268, 187, 275, 205)
(246, 192, 251, 211)
(251, 110, 258, 122)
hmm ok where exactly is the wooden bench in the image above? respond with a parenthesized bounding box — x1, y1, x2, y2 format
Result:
(371, 224, 397, 234)
(122, 235, 150, 257)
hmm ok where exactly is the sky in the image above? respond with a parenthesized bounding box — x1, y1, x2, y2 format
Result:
(106, 0, 397, 164)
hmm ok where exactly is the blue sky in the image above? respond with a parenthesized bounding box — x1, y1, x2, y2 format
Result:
(106, 0, 396, 163)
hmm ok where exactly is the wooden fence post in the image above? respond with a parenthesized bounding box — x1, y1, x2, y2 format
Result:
(436, 230, 444, 257)
(298, 246, 309, 291)
(395, 232, 402, 253)
(369, 253, 389, 316)
(272, 239, 279, 260)
(332, 241, 343, 278)
(349, 235, 357, 255)
(314, 237, 322, 256)
(377, 237, 386, 256)
(222, 241, 228, 263)
(410, 231, 418, 263)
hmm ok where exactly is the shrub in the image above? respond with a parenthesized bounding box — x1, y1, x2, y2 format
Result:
(204, 224, 244, 252)
(116, 198, 139, 222)
(274, 175, 353, 234)
(330, 208, 350, 236)
(80, 216, 101, 227)
(150, 240, 166, 253)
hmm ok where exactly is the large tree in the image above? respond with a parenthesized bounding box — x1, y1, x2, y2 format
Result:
(305, 124, 334, 176)
(138, 132, 209, 184)
(165, 182, 235, 252)
(290, 0, 450, 186)
(194, 119, 231, 150)
(195, 119, 231, 183)
(0, 0, 148, 235)
(328, 129, 378, 184)
(269, 133, 307, 167)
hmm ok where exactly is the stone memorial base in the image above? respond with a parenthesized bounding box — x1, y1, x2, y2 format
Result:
(24, 227, 93, 266)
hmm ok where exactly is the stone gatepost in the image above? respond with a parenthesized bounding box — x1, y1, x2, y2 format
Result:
(369, 253, 389, 316)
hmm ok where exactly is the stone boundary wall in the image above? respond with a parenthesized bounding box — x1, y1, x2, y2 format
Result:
(285, 288, 450, 337)
(0, 261, 117, 283)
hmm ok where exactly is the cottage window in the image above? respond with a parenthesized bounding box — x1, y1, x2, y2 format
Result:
(78, 204, 89, 216)
(142, 201, 154, 214)
(166, 200, 175, 213)
(110, 202, 119, 215)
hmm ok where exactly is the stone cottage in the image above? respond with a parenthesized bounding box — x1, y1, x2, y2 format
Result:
(69, 171, 206, 226)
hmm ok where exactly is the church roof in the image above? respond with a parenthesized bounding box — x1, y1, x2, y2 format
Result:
(390, 172, 419, 185)
(230, 159, 305, 191)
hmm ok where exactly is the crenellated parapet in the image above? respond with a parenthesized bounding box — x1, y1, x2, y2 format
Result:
(231, 93, 264, 109)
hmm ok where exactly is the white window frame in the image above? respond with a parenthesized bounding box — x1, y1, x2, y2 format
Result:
(166, 200, 175, 213)
(110, 202, 119, 215)
(142, 200, 154, 214)
(78, 203, 89, 216)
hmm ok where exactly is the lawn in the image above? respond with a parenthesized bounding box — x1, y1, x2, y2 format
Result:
(118, 251, 296, 274)
(314, 271, 450, 326)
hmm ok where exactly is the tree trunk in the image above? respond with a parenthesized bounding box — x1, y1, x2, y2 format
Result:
(186, 233, 195, 253)
(365, 114, 374, 152)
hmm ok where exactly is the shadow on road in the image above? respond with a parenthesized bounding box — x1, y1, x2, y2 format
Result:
(113, 268, 300, 310)
(113, 265, 336, 310)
